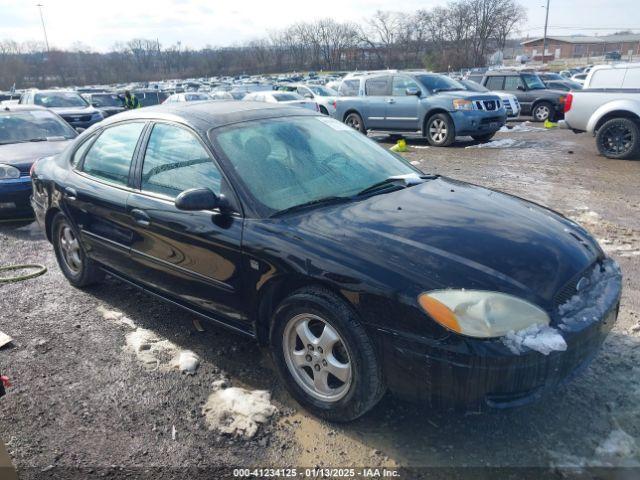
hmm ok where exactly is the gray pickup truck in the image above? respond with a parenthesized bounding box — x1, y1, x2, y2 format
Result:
(563, 63, 640, 159)
(334, 71, 506, 146)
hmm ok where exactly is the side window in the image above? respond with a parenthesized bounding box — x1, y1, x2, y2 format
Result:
(485, 76, 505, 90)
(503, 76, 524, 90)
(82, 122, 145, 185)
(339, 79, 359, 96)
(622, 68, 640, 88)
(71, 136, 95, 168)
(392, 76, 420, 96)
(141, 124, 222, 198)
(365, 76, 390, 96)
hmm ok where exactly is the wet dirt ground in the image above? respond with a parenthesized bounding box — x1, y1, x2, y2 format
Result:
(1, 123, 639, 479)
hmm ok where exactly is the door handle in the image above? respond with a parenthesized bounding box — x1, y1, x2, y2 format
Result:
(130, 208, 151, 227)
(64, 187, 77, 201)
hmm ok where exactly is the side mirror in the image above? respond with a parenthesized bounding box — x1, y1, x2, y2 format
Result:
(175, 188, 220, 211)
(406, 86, 421, 96)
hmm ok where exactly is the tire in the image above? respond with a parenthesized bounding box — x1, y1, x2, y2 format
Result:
(52, 212, 104, 288)
(472, 133, 496, 143)
(596, 118, 640, 160)
(344, 112, 366, 134)
(270, 287, 385, 422)
(532, 101, 554, 122)
(319, 106, 329, 116)
(425, 113, 455, 147)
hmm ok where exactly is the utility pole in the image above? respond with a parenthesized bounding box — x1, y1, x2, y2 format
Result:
(36, 3, 50, 52)
(541, 0, 550, 64)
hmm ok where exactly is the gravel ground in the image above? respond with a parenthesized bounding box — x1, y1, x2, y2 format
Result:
(1, 123, 639, 479)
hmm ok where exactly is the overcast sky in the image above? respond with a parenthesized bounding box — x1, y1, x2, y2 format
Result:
(1, 0, 639, 51)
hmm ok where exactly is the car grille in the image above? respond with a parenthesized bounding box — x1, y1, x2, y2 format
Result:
(63, 114, 91, 122)
(475, 100, 501, 111)
(553, 261, 599, 308)
(503, 99, 513, 113)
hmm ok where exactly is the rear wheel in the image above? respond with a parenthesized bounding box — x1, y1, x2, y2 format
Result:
(271, 287, 385, 422)
(344, 112, 365, 133)
(425, 113, 455, 147)
(472, 133, 496, 143)
(532, 101, 553, 122)
(52, 213, 104, 287)
(596, 118, 640, 160)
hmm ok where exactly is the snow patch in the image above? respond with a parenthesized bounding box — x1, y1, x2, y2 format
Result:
(595, 429, 639, 459)
(502, 324, 567, 355)
(97, 306, 136, 329)
(465, 138, 516, 149)
(124, 327, 179, 371)
(173, 350, 200, 375)
(409, 160, 420, 165)
(499, 122, 545, 133)
(557, 258, 622, 331)
(202, 384, 277, 439)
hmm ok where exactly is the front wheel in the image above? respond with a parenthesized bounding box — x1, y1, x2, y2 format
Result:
(532, 102, 553, 122)
(271, 287, 385, 422)
(596, 118, 640, 160)
(425, 113, 455, 146)
(52, 213, 104, 287)
(472, 133, 496, 143)
(344, 112, 365, 134)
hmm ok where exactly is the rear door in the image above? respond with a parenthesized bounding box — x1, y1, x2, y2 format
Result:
(503, 76, 533, 113)
(363, 76, 391, 129)
(64, 121, 147, 276)
(125, 122, 247, 328)
(385, 75, 421, 131)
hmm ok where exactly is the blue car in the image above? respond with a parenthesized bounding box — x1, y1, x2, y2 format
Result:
(334, 71, 506, 146)
(0, 105, 76, 218)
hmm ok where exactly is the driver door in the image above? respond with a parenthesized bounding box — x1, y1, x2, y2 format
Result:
(385, 76, 421, 131)
(125, 122, 247, 328)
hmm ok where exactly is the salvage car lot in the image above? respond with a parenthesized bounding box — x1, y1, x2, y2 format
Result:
(1, 125, 639, 477)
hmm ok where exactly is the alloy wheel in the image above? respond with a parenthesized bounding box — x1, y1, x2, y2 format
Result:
(601, 124, 634, 156)
(429, 119, 448, 143)
(59, 225, 82, 274)
(283, 313, 352, 402)
(345, 115, 361, 131)
(534, 105, 550, 121)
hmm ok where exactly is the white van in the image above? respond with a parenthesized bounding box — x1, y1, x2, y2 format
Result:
(584, 63, 640, 89)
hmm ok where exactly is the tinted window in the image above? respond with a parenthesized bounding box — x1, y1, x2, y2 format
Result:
(504, 76, 524, 90)
(82, 122, 145, 185)
(91, 94, 123, 107)
(339, 79, 359, 96)
(141, 124, 221, 198)
(392, 76, 420, 96)
(71, 136, 95, 168)
(365, 77, 389, 96)
(522, 74, 546, 90)
(485, 76, 504, 90)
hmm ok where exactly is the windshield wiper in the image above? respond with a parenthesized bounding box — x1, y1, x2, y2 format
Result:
(356, 174, 424, 197)
(271, 196, 352, 217)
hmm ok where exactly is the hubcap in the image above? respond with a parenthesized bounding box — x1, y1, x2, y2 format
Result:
(59, 224, 82, 274)
(346, 116, 360, 131)
(283, 313, 352, 402)
(535, 105, 550, 121)
(602, 125, 633, 155)
(429, 119, 448, 143)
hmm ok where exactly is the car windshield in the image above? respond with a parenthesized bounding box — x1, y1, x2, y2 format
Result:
(543, 73, 563, 80)
(0, 110, 76, 144)
(460, 80, 489, 92)
(211, 116, 418, 215)
(185, 93, 210, 101)
(522, 74, 546, 90)
(416, 74, 465, 92)
(272, 93, 302, 102)
(91, 94, 123, 107)
(309, 86, 336, 96)
(34, 92, 88, 108)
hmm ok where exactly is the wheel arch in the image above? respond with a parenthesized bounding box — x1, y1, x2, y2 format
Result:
(44, 207, 62, 243)
(592, 110, 640, 134)
(422, 108, 452, 136)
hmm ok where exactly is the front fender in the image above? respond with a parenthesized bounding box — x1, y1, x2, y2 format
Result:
(586, 99, 640, 134)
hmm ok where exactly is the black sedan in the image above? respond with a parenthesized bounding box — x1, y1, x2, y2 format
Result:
(31, 102, 622, 421)
(1, 105, 77, 218)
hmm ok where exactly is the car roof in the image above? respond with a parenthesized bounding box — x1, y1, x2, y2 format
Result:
(98, 101, 318, 132)
(1, 104, 48, 114)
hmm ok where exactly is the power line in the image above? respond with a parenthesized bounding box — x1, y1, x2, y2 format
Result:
(36, 3, 50, 52)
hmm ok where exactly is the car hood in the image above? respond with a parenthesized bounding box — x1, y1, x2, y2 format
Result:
(286, 177, 601, 307)
(434, 90, 500, 101)
(49, 106, 98, 116)
(0, 140, 72, 168)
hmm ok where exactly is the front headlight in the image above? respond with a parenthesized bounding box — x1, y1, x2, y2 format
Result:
(452, 99, 475, 111)
(418, 290, 550, 338)
(0, 164, 20, 180)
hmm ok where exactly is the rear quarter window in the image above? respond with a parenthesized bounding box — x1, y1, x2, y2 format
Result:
(485, 76, 504, 90)
(339, 80, 359, 96)
(365, 77, 389, 96)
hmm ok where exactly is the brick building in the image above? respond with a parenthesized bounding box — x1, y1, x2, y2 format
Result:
(521, 33, 640, 60)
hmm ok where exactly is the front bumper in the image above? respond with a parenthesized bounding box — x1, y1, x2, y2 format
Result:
(0, 177, 33, 218)
(379, 259, 622, 411)
(452, 110, 507, 136)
